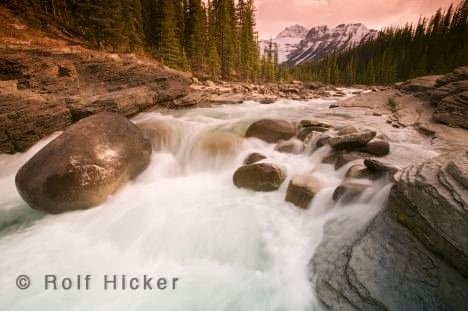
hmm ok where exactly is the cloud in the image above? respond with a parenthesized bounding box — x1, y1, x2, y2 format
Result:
(255, 0, 462, 38)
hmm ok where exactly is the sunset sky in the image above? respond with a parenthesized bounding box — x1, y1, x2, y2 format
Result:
(254, 0, 462, 38)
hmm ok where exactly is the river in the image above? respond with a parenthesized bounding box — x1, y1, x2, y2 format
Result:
(0, 90, 438, 310)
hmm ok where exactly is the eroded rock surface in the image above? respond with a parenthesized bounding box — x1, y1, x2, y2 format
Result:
(312, 149, 468, 310)
(0, 48, 191, 153)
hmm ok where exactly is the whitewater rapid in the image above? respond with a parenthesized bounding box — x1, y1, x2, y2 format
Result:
(0, 93, 438, 311)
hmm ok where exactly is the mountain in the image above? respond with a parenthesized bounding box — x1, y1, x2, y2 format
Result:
(260, 25, 309, 63)
(284, 23, 378, 67)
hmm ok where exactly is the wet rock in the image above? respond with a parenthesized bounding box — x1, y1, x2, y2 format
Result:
(312, 149, 468, 310)
(274, 139, 305, 154)
(364, 159, 399, 176)
(233, 163, 286, 192)
(243, 152, 267, 165)
(334, 152, 370, 170)
(297, 127, 316, 141)
(322, 153, 337, 165)
(332, 182, 368, 203)
(15, 112, 152, 214)
(329, 104, 339, 109)
(245, 119, 296, 143)
(336, 125, 359, 136)
(299, 119, 333, 129)
(315, 134, 331, 148)
(344, 164, 374, 179)
(312, 209, 468, 311)
(358, 139, 390, 156)
(390, 149, 468, 277)
(329, 130, 377, 151)
(285, 175, 321, 209)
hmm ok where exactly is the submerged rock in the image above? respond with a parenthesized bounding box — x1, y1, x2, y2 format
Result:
(15, 112, 152, 214)
(344, 164, 374, 179)
(332, 182, 368, 203)
(243, 152, 267, 165)
(233, 163, 286, 192)
(245, 119, 296, 143)
(200, 131, 243, 157)
(285, 175, 321, 209)
(138, 119, 178, 152)
(274, 139, 305, 154)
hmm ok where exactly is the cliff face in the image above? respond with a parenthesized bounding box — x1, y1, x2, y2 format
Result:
(0, 7, 191, 154)
(0, 48, 191, 154)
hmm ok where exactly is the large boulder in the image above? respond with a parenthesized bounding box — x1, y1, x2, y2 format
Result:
(15, 112, 152, 214)
(328, 130, 376, 151)
(245, 119, 296, 143)
(285, 175, 321, 209)
(233, 163, 286, 192)
(311, 149, 468, 310)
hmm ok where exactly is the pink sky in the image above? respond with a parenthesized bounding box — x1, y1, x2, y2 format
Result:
(254, 0, 462, 38)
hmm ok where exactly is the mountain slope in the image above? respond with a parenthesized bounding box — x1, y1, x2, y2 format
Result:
(284, 23, 378, 67)
(260, 25, 308, 63)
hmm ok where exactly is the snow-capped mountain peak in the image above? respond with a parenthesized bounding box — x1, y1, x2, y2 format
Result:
(275, 25, 309, 39)
(285, 23, 378, 66)
(260, 25, 308, 63)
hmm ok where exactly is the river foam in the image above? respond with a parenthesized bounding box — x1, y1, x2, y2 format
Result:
(0, 93, 438, 310)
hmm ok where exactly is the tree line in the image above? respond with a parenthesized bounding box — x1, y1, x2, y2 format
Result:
(291, 0, 468, 85)
(8, 0, 280, 82)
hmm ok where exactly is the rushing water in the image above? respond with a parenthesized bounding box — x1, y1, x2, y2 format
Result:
(0, 91, 438, 311)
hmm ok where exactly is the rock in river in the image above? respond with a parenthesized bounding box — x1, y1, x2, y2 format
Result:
(285, 175, 321, 209)
(233, 163, 286, 192)
(328, 130, 377, 151)
(245, 119, 296, 143)
(15, 112, 152, 214)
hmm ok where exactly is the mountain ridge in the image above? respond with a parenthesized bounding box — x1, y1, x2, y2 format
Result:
(261, 23, 378, 67)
